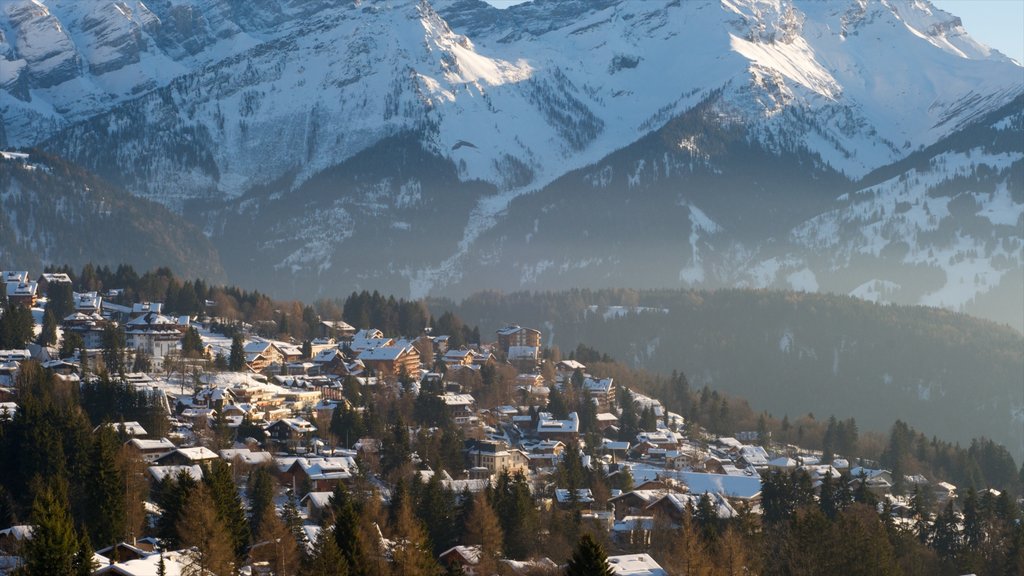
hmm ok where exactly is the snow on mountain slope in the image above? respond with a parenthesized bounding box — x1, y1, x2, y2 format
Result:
(0, 0, 1019, 317)
(6, 0, 1017, 199)
(740, 97, 1024, 329)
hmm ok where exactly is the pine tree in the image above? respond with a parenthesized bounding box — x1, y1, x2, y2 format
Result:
(203, 459, 250, 559)
(84, 427, 127, 547)
(156, 470, 198, 546)
(74, 530, 97, 576)
(177, 484, 236, 576)
(305, 526, 349, 576)
(37, 310, 58, 347)
(565, 533, 614, 576)
(181, 326, 204, 357)
(247, 466, 276, 538)
(21, 488, 79, 576)
(331, 484, 368, 576)
(229, 334, 246, 371)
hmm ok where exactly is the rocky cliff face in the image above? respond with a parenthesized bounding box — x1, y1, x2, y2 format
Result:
(0, 0, 1019, 328)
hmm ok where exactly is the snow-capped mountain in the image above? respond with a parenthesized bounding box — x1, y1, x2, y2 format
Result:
(0, 0, 1020, 327)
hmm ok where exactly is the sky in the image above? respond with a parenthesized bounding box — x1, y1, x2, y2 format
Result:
(932, 0, 1024, 63)
(484, 0, 1024, 64)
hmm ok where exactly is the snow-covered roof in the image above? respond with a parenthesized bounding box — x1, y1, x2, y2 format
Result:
(219, 448, 274, 466)
(148, 465, 204, 483)
(676, 471, 762, 500)
(358, 345, 413, 361)
(554, 488, 594, 504)
(606, 553, 669, 576)
(441, 393, 475, 407)
(507, 345, 538, 360)
(96, 421, 148, 436)
(92, 548, 192, 576)
(583, 376, 614, 393)
(128, 438, 175, 452)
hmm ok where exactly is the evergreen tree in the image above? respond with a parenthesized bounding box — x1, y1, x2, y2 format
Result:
(203, 459, 250, 559)
(155, 470, 198, 546)
(177, 484, 236, 576)
(181, 327, 204, 357)
(59, 331, 84, 360)
(330, 484, 368, 576)
(565, 533, 614, 576)
(247, 466, 276, 539)
(37, 310, 58, 347)
(491, 471, 538, 560)
(417, 472, 457, 555)
(101, 324, 127, 376)
(84, 427, 127, 547)
(305, 526, 349, 576)
(46, 281, 75, 322)
(21, 488, 79, 576)
(73, 530, 97, 576)
(229, 334, 246, 371)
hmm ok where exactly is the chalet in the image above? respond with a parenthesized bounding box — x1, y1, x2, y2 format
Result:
(73, 291, 103, 314)
(438, 545, 481, 575)
(443, 348, 476, 368)
(129, 302, 163, 319)
(1, 271, 28, 285)
(645, 491, 737, 523)
(523, 439, 565, 469)
(5, 280, 37, 308)
(126, 438, 176, 462)
(537, 412, 580, 441)
(125, 312, 186, 361)
(496, 324, 541, 353)
(244, 341, 286, 368)
(555, 488, 595, 508)
(349, 329, 390, 352)
(300, 491, 335, 523)
(313, 348, 362, 376)
(36, 272, 72, 294)
(737, 445, 770, 470)
(219, 448, 274, 468)
(609, 489, 672, 520)
(278, 456, 357, 495)
(507, 345, 539, 372)
(319, 320, 356, 340)
(94, 549, 192, 575)
(265, 418, 317, 452)
(555, 359, 586, 382)
(606, 554, 669, 576)
(432, 335, 450, 354)
(440, 393, 476, 424)
(358, 345, 420, 380)
(246, 352, 271, 373)
(62, 312, 107, 349)
(465, 439, 529, 477)
(155, 447, 219, 466)
(671, 471, 762, 504)
(583, 377, 616, 410)
(95, 421, 148, 437)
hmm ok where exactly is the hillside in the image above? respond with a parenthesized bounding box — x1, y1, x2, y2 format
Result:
(0, 150, 225, 281)
(439, 288, 1024, 460)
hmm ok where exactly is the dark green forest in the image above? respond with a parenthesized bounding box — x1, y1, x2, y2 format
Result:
(433, 288, 1024, 462)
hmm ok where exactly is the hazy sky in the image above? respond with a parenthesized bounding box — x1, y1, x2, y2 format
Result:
(484, 0, 1024, 64)
(931, 0, 1024, 64)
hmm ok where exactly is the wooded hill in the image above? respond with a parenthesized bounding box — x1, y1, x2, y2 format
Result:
(434, 288, 1024, 462)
